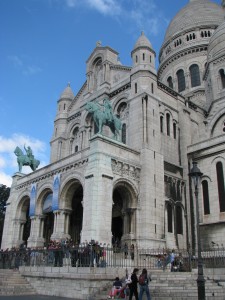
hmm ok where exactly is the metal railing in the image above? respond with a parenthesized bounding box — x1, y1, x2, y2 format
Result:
(0, 246, 225, 271)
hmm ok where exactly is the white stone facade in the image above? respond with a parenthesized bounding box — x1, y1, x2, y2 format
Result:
(2, 0, 225, 251)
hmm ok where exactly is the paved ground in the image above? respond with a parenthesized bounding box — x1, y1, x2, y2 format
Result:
(0, 296, 73, 300)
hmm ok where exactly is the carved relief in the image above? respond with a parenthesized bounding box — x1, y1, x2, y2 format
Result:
(164, 175, 185, 201)
(113, 73, 121, 83)
(112, 159, 141, 182)
(16, 158, 88, 191)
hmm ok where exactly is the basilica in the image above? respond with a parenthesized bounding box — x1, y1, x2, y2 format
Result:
(2, 0, 225, 252)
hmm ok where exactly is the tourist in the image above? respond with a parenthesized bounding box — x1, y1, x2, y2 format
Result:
(124, 242, 128, 259)
(170, 249, 176, 272)
(128, 268, 139, 300)
(130, 244, 134, 260)
(138, 268, 151, 300)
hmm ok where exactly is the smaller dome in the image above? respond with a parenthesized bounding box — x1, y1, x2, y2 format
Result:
(60, 83, 74, 100)
(133, 31, 152, 49)
(208, 20, 225, 61)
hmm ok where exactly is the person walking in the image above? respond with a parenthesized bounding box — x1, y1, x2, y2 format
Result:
(128, 268, 139, 300)
(138, 268, 151, 300)
(170, 249, 176, 272)
(124, 242, 128, 259)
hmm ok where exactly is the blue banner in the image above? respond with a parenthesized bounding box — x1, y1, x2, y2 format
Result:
(52, 174, 60, 211)
(29, 183, 36, 216)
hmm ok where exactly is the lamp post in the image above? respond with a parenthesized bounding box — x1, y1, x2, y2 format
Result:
(189, 161, 205, 300)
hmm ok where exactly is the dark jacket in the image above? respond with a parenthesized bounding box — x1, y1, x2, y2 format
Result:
(113, 280, 122, 287)
(129, 272, 138, 288)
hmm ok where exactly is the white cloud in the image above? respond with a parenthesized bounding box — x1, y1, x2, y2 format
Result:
(86, 0, 121, 15)
(23, 65, 42, 76)
(0, 134, 48, 187)
(0, 172, 13, 187)
(8, 55, 23, 67)
(63, 0, 162, 36)
(65, 0, 121, 15)
(7, 55, 42, 76)
(65, 0, 78, 7)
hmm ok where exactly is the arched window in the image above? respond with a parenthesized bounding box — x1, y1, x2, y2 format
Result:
(190, 64, 201, 87)
(202, 180, 210, 215)
(143, 53, 145, 61)
(75, 145, 78, 153)
(167, 203, 173, 233)
(135, 83, 137, 94)
(216, 161, 225, 212)
(72, 127, 79, 139)
(166, 113, 170, 136)
(151, 83, 154, 94)
(219, 69, 225, 89)
(136, 55, 138, 63)
(173, 123, 177, 139)
(160, 116, 164, 133)
(176, 69, 186, 92)
(176, 205, 183, 234)
(167, 76, 173, 89)
(122, 123, 126, 144)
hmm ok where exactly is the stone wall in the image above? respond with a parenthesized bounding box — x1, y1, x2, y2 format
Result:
(19, 266, 127, 299)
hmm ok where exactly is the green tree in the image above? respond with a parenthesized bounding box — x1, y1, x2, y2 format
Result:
(0, 184, 10, 247)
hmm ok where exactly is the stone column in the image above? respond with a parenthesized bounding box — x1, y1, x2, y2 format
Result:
(185, 72, 190, 89)
(70, 138, 74, 154)
(130, 209, 136, 234)
(58, 140, 62, 160)
(138, 147, 165, 248)
(51, 209, 71, 240)
(12, 219, 24, 248)
(81, 136, 114, 245)
(27, 215, 45, 248)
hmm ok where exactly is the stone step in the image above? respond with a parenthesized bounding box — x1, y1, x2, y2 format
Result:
(0, 269, 37, 296)
(95, 271, 225, 300)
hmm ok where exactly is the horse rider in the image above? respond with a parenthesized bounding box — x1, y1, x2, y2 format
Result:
(24, 145, 34, 162)
(102, 98, 113, 122)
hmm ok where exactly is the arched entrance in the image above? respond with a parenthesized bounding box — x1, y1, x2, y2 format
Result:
(61, 179, 83, 245)
(42, 193, 54, 245)
(16, 196, 31, 247)
(69, 185, 83, 244)
(112, 190, 123, 246)
(112, 181, 137, 247)
(22, 203, 31, 244)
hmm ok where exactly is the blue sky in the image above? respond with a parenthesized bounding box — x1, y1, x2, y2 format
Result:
(0, 0, 222, 186)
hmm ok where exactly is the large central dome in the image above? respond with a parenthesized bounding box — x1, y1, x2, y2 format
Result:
(164, 0, 224, 42)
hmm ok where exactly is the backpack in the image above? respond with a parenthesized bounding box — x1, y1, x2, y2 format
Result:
(139, 274, 147, 285)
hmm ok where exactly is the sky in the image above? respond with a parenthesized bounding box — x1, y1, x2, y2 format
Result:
(0, 0, 222, 187)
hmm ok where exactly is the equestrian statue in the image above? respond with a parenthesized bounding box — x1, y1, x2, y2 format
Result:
(85, 98, 122, 141)
(14, 145, 40, 173)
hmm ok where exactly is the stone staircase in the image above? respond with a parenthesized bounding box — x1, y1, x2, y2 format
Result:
(96, 271, 225, 300)
(150, 271, 225, 300)
(0, 269, 37, 296)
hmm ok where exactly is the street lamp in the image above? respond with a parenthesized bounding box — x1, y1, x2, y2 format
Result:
(189, 161, 205, 300)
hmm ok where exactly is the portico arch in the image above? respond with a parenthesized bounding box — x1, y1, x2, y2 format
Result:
(32, 188, 54, 246)
(60, 178, 83, 244)
(15, 196, 30, 246)
(112, 180, 138, 246)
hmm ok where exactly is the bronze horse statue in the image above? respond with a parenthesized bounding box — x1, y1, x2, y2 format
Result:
(14, 146, 40, 172)
(85, 101, 122, 141)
